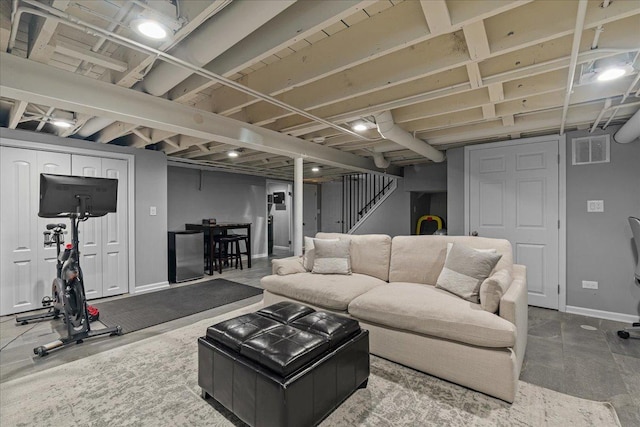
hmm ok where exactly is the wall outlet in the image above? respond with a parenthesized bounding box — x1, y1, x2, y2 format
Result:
(582, 280, 598, 290)
(149, 206, 157, 216)
(587, 200, 604, 212)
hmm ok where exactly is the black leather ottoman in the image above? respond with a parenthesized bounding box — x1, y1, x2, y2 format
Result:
(198, 302, 369, 427)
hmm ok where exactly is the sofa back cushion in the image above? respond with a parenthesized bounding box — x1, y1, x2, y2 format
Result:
(389, 235, 513, 285)
(316, 233, 392, 281)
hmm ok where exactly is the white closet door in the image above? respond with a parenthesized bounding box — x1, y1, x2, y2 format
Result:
(36, 152, 71, 303)
(72, 155, 103, 299)
(0, 147, 39, 315)
(101, 158, 128, 297)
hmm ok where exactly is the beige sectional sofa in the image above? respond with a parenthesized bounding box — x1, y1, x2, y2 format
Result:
(260, 233, 528, 403)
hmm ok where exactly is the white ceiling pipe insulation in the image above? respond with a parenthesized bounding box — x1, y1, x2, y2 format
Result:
(374, 110, 446, 163)
(613, 109, 640, 143)
(373, 151, 391, 169)
(78, 1, 293, 137)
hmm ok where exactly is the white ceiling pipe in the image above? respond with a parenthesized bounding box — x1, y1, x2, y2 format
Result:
(373, 151, 391, 169)
(613, 109, 640, 144)
(138, 1, 294, 97)
(374, 111, 445, 162)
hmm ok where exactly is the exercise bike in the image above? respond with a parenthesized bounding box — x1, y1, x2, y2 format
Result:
(33, 173, 122, 357)
(15, 223, 67, 325)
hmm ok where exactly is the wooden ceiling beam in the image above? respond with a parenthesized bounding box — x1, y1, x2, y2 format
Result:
(8, 100, 28, 129)
(420, 0, 451, 35)
(27, 0, 70, 63)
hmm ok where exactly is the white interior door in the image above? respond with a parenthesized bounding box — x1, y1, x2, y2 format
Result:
(72, 155, 103, 299)
(101, 158, 128, 297)
(303, 184, 318, 238)
(321, 181, 343, 233)
(468, 139, 559, 309)
(0, 147, 39, 315)
(36, 152, 71, 302)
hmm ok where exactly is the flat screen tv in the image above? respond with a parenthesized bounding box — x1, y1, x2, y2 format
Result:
(39, 173, 118, 218)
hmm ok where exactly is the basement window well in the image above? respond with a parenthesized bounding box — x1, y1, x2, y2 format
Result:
(572, 135, 610, 165)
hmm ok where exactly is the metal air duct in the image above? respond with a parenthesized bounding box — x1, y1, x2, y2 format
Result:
(613, 109, 640, 143)
(374, 111, 445, 163)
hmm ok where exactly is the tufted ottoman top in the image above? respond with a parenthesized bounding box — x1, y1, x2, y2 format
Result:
(206, 301, 361, 377)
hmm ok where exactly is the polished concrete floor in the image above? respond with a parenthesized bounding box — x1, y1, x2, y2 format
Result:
(1, 258, 639, 426)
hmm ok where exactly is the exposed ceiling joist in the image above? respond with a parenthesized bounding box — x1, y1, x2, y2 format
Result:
(420, 0, 452, 35)
(27, 0, 70, 63)
(8, 100, 28, 129)
(0, 54, 400, 176)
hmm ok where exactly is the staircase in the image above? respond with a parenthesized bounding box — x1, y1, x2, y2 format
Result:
(341, 173, 397, 234)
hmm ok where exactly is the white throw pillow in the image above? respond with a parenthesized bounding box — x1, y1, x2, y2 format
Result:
(312, 239, 352, 275)
(303, 237, 338, 271)
(446, 242, 496, 257)
(479, 269, 512, 313)
(436, 243, 502, 303)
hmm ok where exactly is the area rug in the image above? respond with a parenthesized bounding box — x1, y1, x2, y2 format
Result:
(94, 279, 263, 333)
(0, 303, 620, 427)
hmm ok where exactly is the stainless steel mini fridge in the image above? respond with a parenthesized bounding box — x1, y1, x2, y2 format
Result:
(168, 231, 204, 283)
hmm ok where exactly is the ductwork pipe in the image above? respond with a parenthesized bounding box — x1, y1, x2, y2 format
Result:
(139, 1, 294, 97)
(614, 109, 640, 143)
(374, 111, 445, 162)
(373, 151, 390, 169)
(77, 1, 293, 138)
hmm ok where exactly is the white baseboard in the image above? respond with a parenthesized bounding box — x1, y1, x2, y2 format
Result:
(252, 253, 268, 259)
(133, 281, 170, 294)
(565, 305, 639, 324)
(273, 245, 289, 250)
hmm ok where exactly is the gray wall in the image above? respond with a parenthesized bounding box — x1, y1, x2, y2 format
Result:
(565, 126, 640, 316)
(0, 128, 168, 290)
(351, 177, 411, 237)
(167, 166, 268, 257)
(446, 147, 465, 236)
(404, 162, 447, 192)
(445, 132, 640, 316)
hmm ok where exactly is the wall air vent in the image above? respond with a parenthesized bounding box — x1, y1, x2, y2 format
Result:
(572, 135, 610, 165)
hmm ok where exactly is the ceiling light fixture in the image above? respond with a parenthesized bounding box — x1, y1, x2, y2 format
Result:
(352, 123, 368, 132)
(311, 167, 320, 172)
(134, 19, 168, 40)
(597, 67, 626, 82)
(51, 120, 73, 128)
(228, 151, 239, 158)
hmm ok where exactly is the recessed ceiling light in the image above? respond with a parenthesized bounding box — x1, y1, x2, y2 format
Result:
(311, 167, 320, 172)
(51, 120, 73, 128)
(228, 151, 239, 158)
(597, 67, 626, 81)
(352, 123, 368, 132)
(135, 19, 168, 40)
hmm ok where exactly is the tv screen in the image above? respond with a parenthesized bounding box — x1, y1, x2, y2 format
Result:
(39, 173, 118, 218)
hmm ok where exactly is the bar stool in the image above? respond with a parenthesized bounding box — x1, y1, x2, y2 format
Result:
(217, 235, 243, 273)
(226, 233, 250, 264)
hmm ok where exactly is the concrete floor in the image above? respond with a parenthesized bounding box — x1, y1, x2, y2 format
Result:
(1, 256, 638, 425)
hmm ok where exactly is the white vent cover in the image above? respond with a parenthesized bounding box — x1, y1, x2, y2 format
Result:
(572, 135, 610, 165)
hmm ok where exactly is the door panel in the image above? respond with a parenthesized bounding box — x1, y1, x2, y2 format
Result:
(101, 158, 128, 297)
(303, 184, 318, 238)
(36, 152, 71, 304)
(469, 140, 559, 309)
(0, 147, 39, 315)
(72, 155, 103, 299)
(320, 182, 343, 233)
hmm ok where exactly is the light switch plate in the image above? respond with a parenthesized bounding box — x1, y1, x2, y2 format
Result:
(149, 206, 157, 216)
(582, 280, 598, 289)
(587, 200, 604, 212)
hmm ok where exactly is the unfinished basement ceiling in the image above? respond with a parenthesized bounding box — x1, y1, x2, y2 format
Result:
(0, 0, 639, 181)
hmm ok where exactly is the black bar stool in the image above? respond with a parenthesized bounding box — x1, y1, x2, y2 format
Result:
(217, 235, 243, 273)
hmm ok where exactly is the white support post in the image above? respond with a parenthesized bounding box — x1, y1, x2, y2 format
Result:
(293, 157, 304, 256)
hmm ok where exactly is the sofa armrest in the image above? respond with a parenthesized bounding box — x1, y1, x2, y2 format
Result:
(272, 256, 306, 275)
(499, 264, 527, 372)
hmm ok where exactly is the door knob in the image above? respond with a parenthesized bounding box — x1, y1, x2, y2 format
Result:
(471, 231, 478, 236)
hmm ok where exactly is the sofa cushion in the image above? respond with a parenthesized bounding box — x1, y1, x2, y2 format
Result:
(261, 272, 387, 311)
(316, 233, 391, 281)
(389, 236, 513, 285)
(435, 243, 502, 303)
(480, 269, 512, 313)
(312, 238, 351, 274)
(303, 237, 338, 271)
(348, 282, 516, 348)
(272, 257, 307, 275)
